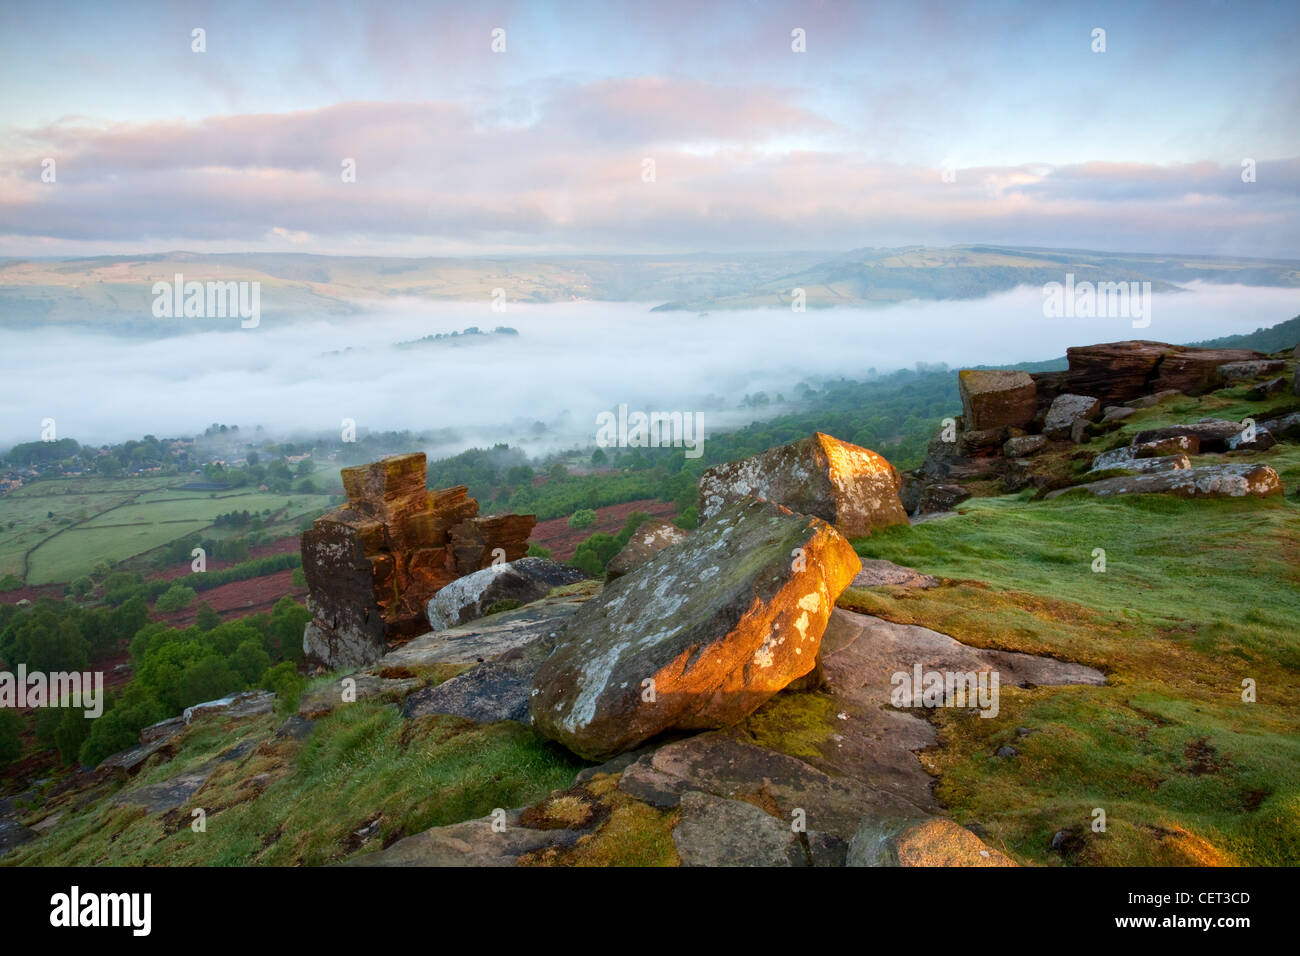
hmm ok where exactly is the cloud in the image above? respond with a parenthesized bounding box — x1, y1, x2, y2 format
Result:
(3, 285, 1298, 450)
(1, 86, 1297, 256)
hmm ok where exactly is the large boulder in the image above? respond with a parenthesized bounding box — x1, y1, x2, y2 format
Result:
(957, 370, 1037, 430)
(301, 453, 537, 667)
(1003, 434, 1048, 458)
(605, 519, 690, 580)
(1046, 463, 1282, 500)
(1043, 393, 1101, 441)
(530, 497, 861, 761)
(847, 816, 1016, 867)
(426, 557, 585, 631)
(697, 432, 907, 538)
(915, 484, 971, 515)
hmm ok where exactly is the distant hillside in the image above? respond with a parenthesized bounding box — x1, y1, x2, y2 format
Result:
(3, 246, 1298, 328)
(1187, 314, 1300, 353)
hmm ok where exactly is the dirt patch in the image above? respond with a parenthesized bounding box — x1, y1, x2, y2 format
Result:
(1183, 737, 1230, 776)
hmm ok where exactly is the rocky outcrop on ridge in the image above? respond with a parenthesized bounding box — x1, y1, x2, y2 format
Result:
(902, 339, 1295, 511)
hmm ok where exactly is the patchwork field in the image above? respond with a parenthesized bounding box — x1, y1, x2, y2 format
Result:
(0, 476, 335, 586)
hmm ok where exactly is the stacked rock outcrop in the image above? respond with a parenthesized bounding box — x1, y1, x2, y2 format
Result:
(302, 453, 536, 667)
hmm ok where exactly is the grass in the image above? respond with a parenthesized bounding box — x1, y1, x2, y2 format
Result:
(6, 703, 586, 866)
(839, 442, 1300, 865)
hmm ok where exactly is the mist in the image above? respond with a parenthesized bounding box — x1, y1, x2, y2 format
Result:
(2, 282, 1297, 457)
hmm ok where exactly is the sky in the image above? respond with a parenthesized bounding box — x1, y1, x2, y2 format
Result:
(1, 0, 1298, 258)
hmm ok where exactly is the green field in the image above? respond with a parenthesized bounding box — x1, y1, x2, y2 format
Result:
(1, 476, 335, 586)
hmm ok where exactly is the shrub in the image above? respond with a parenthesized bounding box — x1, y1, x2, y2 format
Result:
(570, 532, 621, 577)
(261, 661, 306, 716)
(155, 584, 198, 613)
(567, 508, 597, 529)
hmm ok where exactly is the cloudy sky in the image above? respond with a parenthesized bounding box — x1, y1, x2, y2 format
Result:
(2, 0, 1298, 258)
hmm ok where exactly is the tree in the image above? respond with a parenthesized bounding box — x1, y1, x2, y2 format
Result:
(590, 448, 607, 466)
(103, 571, 143, 605)
(267, 597, 309, 662)
(0, 709, 22, 770)
(195, 601, 221, 632)
(69, 576, 93, 598)
(108, 596, 150, 650)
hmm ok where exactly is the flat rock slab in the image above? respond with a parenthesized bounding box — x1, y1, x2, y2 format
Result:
(1047, 463, 1283, 500)
(773, 610, 1104, 809)
(373, 596, 584, 672)
(850, 559, 939, 590)
(1132, 419, 1274, 453)
(342, 810, 584, 866)
(99, 736, 175, 777)
(672, 791, 808, 866)
(403, 650, 548, 724)
(299, 676, 422, 719)
(531, 497, 861, 760)
(618, 730, 925, 843)
(1217, 359, 1285, 381)
(0, 819, 38, 857)
(1090, 454, 1190, 475)
(183, 690, 274, 725)
(113, 768, 213, 814)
